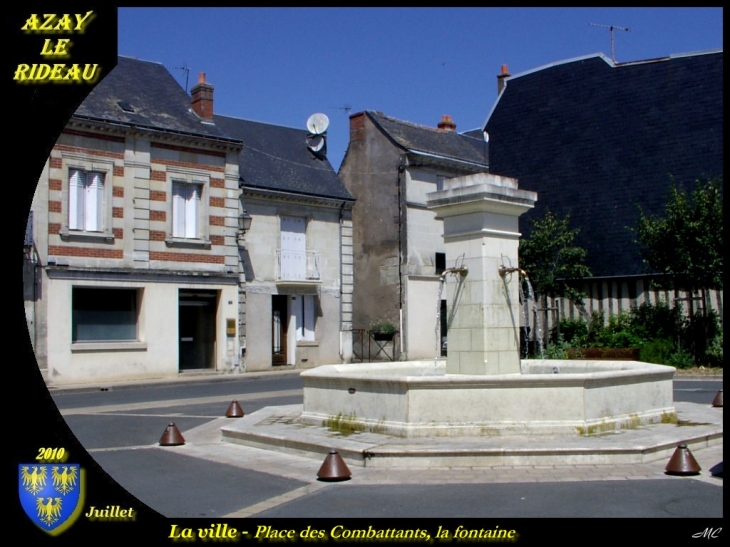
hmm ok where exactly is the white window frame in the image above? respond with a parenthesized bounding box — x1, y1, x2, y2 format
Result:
(69, 169, 104, 232)
(60, 155, 115, 241)
(279, 215, 307, 280)
(172, 181, 202, 239)
(164, 169, 210, 247)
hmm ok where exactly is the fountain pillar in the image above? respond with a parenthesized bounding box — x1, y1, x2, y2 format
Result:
(427, 173, 537, 375)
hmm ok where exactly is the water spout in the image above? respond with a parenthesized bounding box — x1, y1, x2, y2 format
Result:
(434, 265, 469, 367)
(498, 265, 527, 279)
(439, 265, 469, 282)
(521, 277, 546, 363)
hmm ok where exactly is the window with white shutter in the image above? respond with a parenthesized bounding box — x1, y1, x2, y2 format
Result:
(172, 181, 202, 239)
(69, 169, 104, 232)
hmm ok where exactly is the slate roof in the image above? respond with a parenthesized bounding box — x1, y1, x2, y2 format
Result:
(73, 56, 238, 143)
(214, 115, 354, 201)
(367, 111, 489, 169)
(73, 56, 350, 201)
(484, 51, 723, 278)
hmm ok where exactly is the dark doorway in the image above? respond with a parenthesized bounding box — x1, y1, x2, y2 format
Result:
(272, 295, 288, 365)
(178, 289, 217, 370)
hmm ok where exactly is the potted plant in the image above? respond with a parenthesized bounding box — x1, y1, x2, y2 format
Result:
(370, 319, 397, 341)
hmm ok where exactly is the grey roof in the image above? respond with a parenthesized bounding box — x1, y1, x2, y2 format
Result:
(74, 56, 237, 142)
(485, 51, 723, 278)
(367, 111, 489, 169)
(214, 115, 354, 201)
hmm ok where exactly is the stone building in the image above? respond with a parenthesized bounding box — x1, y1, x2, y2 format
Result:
(23, 56, 354, 386)
(338, 111, 489, 360)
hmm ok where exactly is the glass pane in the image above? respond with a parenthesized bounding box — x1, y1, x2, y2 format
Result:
(72, 288, 137, 342)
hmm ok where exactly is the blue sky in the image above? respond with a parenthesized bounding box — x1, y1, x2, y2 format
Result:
(118, 7, 723, 171)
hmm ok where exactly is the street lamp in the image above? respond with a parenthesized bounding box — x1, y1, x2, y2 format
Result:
(237, 210, 252, 243)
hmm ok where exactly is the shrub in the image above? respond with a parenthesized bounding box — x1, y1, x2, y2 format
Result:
(667, 348, 694, 369)
(369, 319, 396, 335)
(702, 330, 723, 368)
(627, 301, 683, 344)
(683, 308, 722, 365)
(554, 317, 588, 347)
(548, 302, 722, 367)
(639, 338, 675, 365)
(544, 336, 570, 359)
(592, 311, 643, 348)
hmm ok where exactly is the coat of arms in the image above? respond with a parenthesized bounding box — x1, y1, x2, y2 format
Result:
(19, 463, 84, 534)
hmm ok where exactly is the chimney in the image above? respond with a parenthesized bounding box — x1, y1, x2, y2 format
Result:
(191, 72, 214, 120)
(349, 111, 366, 142)
(497, 64, 511, 95)
(437, 115, 456, 132)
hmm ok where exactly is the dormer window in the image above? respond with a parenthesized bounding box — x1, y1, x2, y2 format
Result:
(117, 100, 135, 113)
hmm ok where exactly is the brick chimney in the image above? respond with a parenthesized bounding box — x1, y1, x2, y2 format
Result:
(191, 72, 214, 120)
(497, 64, 511, 95)
(437, 115, 456, 132)
(349, 111, 366, 142)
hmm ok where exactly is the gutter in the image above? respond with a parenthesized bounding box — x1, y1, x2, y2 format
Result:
(405, 149, 488, 171)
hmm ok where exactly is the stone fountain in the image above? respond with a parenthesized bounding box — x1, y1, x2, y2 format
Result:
(296, 173, 676, 437)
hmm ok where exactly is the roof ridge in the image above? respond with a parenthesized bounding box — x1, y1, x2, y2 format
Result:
(214, 113, 306, 133)
(369, 111, 454, 135)
(117, 54, 166, 67)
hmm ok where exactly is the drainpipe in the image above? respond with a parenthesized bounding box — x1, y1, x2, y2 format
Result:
(397, 155, 407, 358)
(338, 200, 346, 361)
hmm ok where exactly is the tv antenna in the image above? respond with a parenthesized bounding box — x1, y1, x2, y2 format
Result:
(331, 104, 352, 116)
(168, 62, 191, 92)
(590, 23, 630, 63)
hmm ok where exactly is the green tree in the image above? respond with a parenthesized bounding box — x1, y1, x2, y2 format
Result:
(519, 209, 592, 308)
(635, 176, 723, 292)
(635, 176, 723, 365)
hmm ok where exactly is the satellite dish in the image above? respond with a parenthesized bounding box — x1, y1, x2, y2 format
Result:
(307, 135, 326, 153)
(482, 130, 489, 143)
(306, 113, 330, 135)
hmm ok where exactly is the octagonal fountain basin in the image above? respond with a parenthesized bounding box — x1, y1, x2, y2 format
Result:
(299, 360, 676, 437)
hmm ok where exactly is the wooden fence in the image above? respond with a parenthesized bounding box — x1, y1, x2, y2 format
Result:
(523, 276, 723, 350)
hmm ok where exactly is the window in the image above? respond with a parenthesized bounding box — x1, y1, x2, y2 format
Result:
(280, 216, 306, 279)
(172, 181, 201, 239)
(435, 252, 446, 275)
(69, 169, 104, 232)
(294, 295, 316, 341)
(72, 288, 138, 342)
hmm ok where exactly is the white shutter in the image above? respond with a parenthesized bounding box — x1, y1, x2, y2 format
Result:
(280, 216, 306, 279)
(185, 184, 200, 238)
(172, 182, 200, 239)
(172, 182, 185, 238)
(85, 172, 103, 231)
(69, 169, 83, 230)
